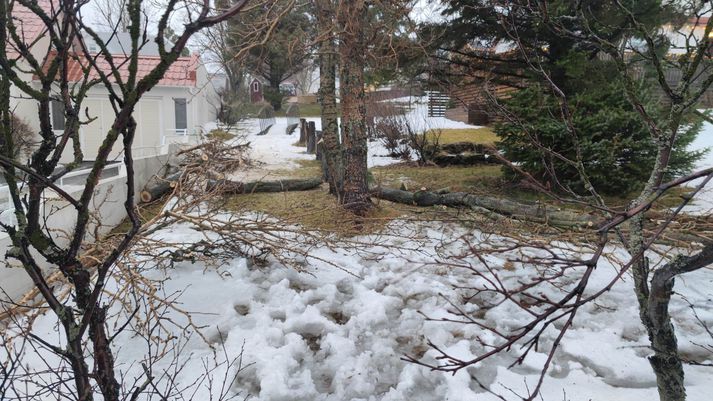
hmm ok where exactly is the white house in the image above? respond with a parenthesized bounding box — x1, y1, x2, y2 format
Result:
(9, 1, 218, 163)
(0, 1, 219, 303)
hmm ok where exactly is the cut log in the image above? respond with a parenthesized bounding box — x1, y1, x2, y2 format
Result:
(257, 124, 273, 136)
(207, 177, 322, 194)
(306, 121, 317, 154)
(298, 118, 307, 145)
(371, 187, 594, 228)
(286, 123, 298, 135)
(432, 152, 500, 166)
(140, 172, 182, 203)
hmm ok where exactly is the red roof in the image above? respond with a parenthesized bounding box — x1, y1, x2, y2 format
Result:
(689, 16, 710, 26)
(15, 1, 199, 87)
(8, 0, 56, 58)
(55, 53, 199, 87)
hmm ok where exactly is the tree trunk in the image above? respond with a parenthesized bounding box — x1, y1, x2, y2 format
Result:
(299, 118, 307, 146)
(306, 121, 317, 154)
(372, 187, 593, 228)
(626, 143, 687, 401)
(647, 276, 686, 401)
(316, 0, 342, 196)
(206, 177, 322, 194)
(140, 172, 182, 203)
(337, 0, 371, 215)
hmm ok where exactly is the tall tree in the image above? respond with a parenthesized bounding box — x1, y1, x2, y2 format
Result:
(0, 0, 274, 399)
(314, 0, 342, 196)
(337, 0, 371, 214)
(313, 0, 417, 213)
(232, 0, 313, 110)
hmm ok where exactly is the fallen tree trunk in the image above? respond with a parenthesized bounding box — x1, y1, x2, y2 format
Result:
(432, 153, 500, 166)
(371, 187, 594, 228)
(207, 177, 322, 194)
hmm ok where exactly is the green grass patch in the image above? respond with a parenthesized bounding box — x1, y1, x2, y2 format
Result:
(270, 159, 322, 179)
(426, 127, 499, 145)
(371, 164, 503, 193)
(206, 129, 236, 141)
(275, 103, 328, 118)
(110, 200, 166, 237)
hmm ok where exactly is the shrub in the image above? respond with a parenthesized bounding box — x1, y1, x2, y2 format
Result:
(409, 127, 440, 165)
(496, 71, 703, 196)
(373, 116, 410, 159)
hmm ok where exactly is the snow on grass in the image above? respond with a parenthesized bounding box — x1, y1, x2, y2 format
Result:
(13, 218, 713, 401)
(683, 121, 713, 214)
(223, 96, 480, 180)
(10, 101, 712, 401)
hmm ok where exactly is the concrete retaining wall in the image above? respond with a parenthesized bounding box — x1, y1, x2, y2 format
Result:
(0, 153, 171, 305)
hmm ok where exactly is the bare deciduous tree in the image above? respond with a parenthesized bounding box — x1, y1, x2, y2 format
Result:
(0, 0, 284, 399)
(406, 2, 713, 401)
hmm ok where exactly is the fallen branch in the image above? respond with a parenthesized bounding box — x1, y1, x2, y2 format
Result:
(371, 187, 594, 228)
(207, 177, 322, 194)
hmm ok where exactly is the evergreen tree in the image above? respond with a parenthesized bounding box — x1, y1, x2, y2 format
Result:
(434, 0, 685, 89)
(497, 60, 704, 195)
(433, 1, 704, 195)
(249, 8, 312, 111)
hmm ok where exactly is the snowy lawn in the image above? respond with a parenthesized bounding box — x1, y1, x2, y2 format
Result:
(220, 96, 481, 181)
(15, 219, 713, 400)
(7, 100, 713, 401)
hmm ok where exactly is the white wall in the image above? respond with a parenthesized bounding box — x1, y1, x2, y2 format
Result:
(9, 77, 217, 164)
(0, 153, 171, 306)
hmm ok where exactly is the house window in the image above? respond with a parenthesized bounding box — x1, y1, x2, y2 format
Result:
(51, 100, 65, 131)
(253, 81, 259, 92)
(174, 98, 187, 132)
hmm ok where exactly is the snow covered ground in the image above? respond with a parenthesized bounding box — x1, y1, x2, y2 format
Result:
(222, 96, 478, 181)
(14, 219, 713, 400)
(6, 100, 713, 400)
(683, 121, 713, 214)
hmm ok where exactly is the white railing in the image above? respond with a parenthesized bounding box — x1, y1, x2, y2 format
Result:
(161, 129, 199, 147)
(54, 164, 122, 187)
(0, 162, 124, 215)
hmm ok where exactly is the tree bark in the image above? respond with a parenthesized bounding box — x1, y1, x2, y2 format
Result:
(641, 244, 713, 401)
(337, 0, 371, 214)
(315, 0, 342, 196)
(372, 187, 594, 228)
(207, 177, 322, 194)
(306, 121, 317, 154)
